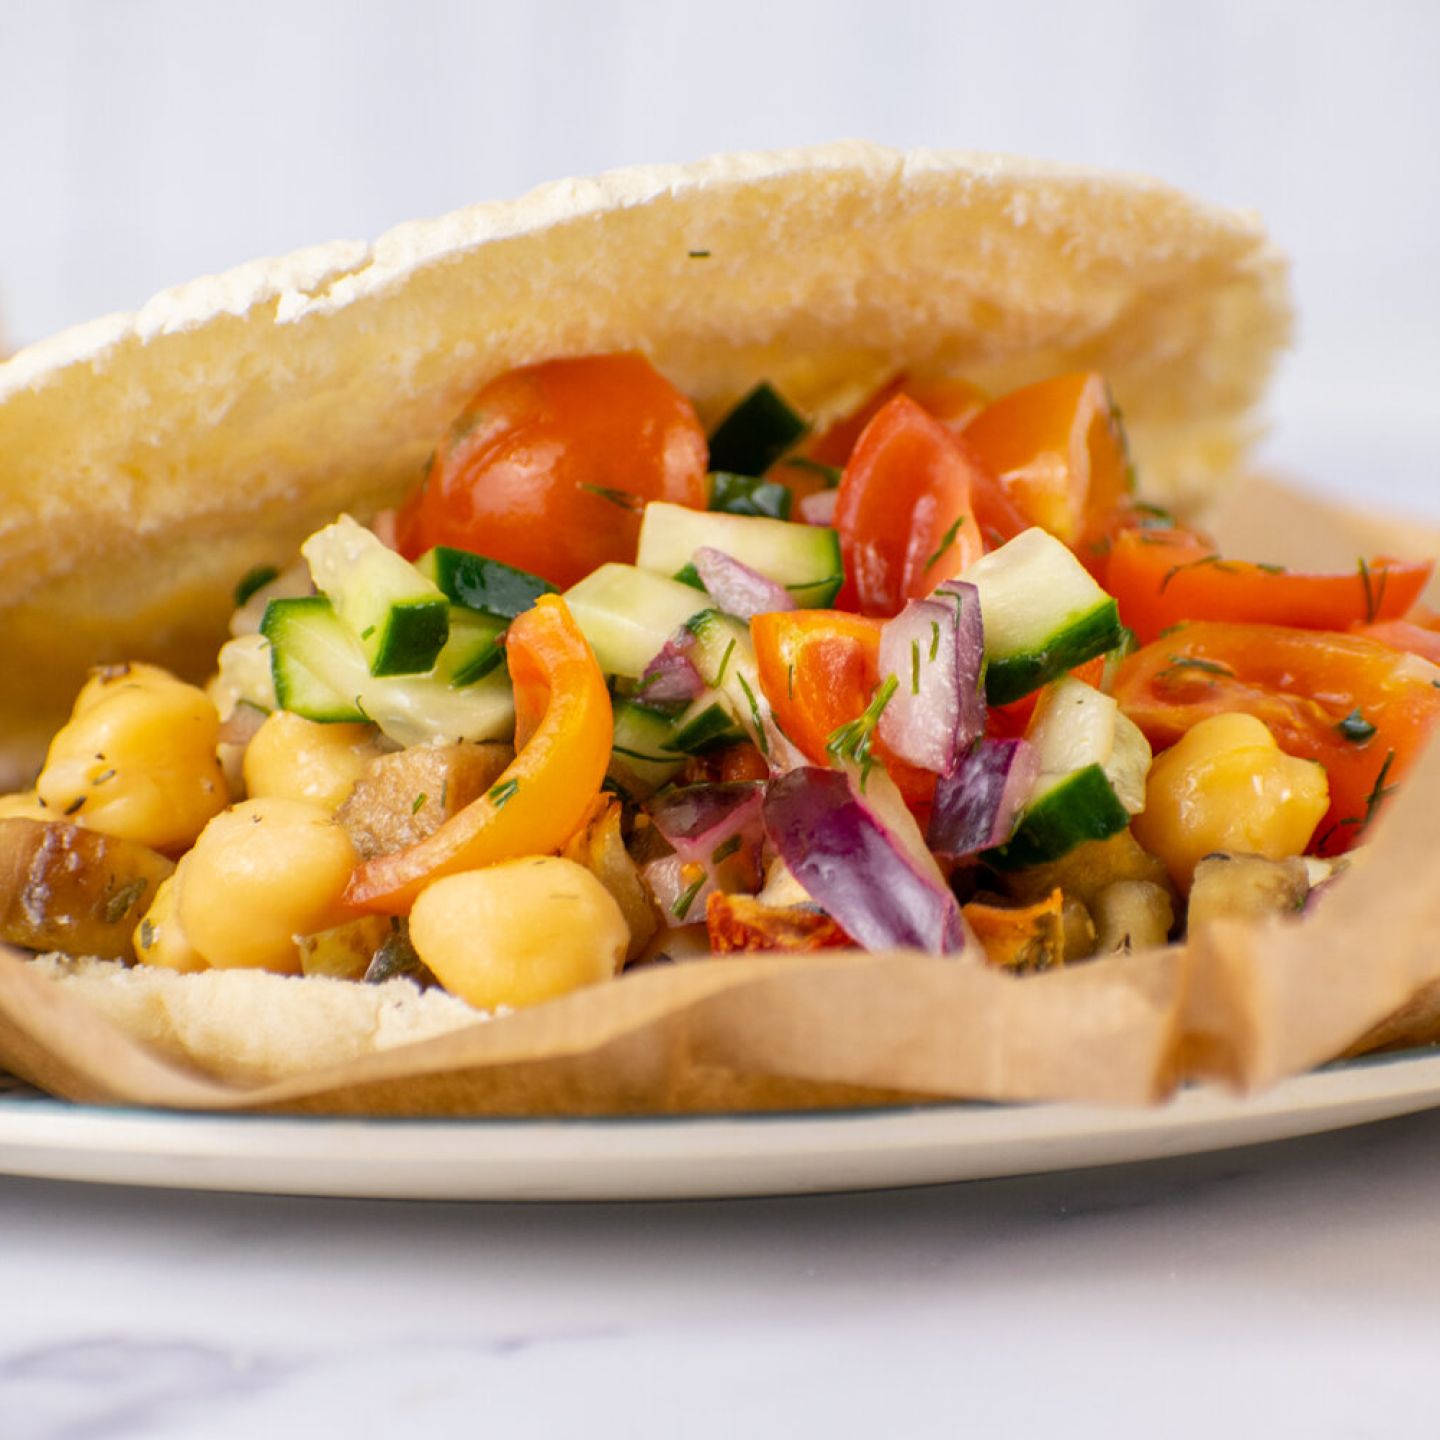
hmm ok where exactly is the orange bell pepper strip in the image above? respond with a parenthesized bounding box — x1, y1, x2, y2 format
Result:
(962, 372, 1132, 546)
(1107, 528, 1433, 645)
(344, 595, 613, 913)
(751, 609, 936, 812)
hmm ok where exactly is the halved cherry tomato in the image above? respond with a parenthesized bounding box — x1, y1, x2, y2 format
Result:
(1112, 622, 1440, 855)
(962, 372, 1132, 546)
(1107, 529, 1433, 645)
(1352, 618, 1440, 666)
(751, 610, 936, 811)
(396, 354, 708, 588)
(1077, 502, 1210, 585)
(833, 395, 986, 617)
(344, 595, 613, 912)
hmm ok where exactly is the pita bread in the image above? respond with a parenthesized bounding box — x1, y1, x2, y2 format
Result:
(0, 142, 1288, 783)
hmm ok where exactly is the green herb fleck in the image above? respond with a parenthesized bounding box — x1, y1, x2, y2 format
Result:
(929, 619, 941, 661)
(1255, 561, 1288, 575)
(1357, 557, 1388, 624)
(1336, 709, 1377, 744)
(138, 918, 156, 951)
(1159, 553, 1226, 593)
(1154, 655, 1235, 685)
(712, 638, 738, 689)
(787, 662, 795, 701)
(825, 675, 898, 790)
(911, 640, 921, 695)
(735, 673, 769, 757)
(102, 878, 149, 925)
(360, 625, 376, 640)
(672, 873, 707, 919)
(924, 516, 966, 573)
(488, 778, 521, 809)
(779, 455, 842, 487)
(233, 564, 280, 608)
(581, 483, 642, 512)
(411, 792, 428, 814)
(63, 796, 85, 816)
(711, 835, 743, 865)
(688, 249, 711, 259)
(92, 769, 116, 786)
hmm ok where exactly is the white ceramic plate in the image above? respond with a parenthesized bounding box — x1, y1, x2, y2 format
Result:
(1, 1049, 1437, 1200)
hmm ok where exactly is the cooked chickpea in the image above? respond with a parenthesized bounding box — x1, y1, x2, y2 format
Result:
(133, 860, 206, 973)
(1131, 713, 1329, 892)
(177, 797, 358, 973)
(0, 791, 50, 821)
(408, 857, 627, 1011)
(243, 712, 384, 812)
(37, 664, 227, 850)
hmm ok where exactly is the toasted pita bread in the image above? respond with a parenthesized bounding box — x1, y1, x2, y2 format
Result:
(0, 142, 1287, 784)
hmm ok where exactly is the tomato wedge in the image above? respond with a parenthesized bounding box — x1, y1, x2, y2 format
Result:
(1353, 618, 1440, 666)
(1107, 529, 1433, 644)
(751, 610, 936, 811)
(1112, 622, 1440, 855)
(396, 353, 708, 589)
(962, 372, 1132, 546)
(834, 395, 986, 617)
(344, 596, 613, 912)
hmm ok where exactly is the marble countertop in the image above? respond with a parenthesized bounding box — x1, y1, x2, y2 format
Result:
(3, 1108, 1439, 1439)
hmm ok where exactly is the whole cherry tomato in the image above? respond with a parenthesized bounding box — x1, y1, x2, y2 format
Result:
(397, 354, 708, 588)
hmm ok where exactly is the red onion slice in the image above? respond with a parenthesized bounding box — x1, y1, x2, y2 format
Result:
(927, 738, 1039, 858)
(638, 626, 706, 705)
(798, 489, 839, 526)
(877, 584, 985, 776)
(763, 767, 967, 955)
(647, 782, 764, 863)
(693, 547, 796, 620)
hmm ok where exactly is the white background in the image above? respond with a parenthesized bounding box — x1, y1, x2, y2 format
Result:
(1, 0, 1437, 511)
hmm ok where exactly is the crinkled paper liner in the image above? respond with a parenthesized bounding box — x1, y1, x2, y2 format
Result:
(1, 475, 1438, 1116)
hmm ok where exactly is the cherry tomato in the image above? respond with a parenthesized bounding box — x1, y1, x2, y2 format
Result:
(1352, 617, 1440, 666)
(751, 610, 936, 812)
(397, 354, 708, 588)
(833, 395, 986, 617)
(806, 374, 989, 467)
(962, 372, 1132, 546)
(1112, 622, 1440, 855)
(1107, 530, 1433, 645)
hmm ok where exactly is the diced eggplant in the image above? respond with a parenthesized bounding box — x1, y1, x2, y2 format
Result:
(1186, 853, 1309, 933)
(336, 742, 513, 860)
(0, 818, 174, 960)
(1092, 880, 1174, 953)
(297, 915, 394, 980)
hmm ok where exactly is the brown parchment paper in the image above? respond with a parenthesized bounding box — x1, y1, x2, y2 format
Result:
(0, 474, 1437, 1117)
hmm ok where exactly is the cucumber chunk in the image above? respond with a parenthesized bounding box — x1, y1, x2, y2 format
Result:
(985, 677, 1151, 868)
(706, 382, 808, 476)
(301, 515, 449, 677)
(608, 700, 687, 799)
(956, 527, 1122, 705)
(435, 608, 508, 686)
(637, 502, 843, 608)
(665, 696, 746, 755)
(708, 471, 793, 520)
(262, 596, 514, 747)
(563, 563, 709, 678)
(415, 546, 556, 619)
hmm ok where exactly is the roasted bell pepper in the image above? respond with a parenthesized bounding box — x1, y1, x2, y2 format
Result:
(344, 595, 613, 912)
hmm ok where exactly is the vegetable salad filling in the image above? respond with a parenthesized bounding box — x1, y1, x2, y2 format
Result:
(5, 355, 1438, 1010)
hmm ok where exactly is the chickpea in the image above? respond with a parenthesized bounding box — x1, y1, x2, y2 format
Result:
(37, 664, 227, 851)
(243, 712, 384, 812)
(133, 859, 206, 973)
(178, 797, 358, 973)
(408, 857, 627, 1011)
(0, 791, 50, 821)
(1132, 713, 1329, 892)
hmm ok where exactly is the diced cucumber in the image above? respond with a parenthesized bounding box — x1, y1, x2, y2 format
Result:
(664, 696, 746, 755)
(637, 502, 843, 608)
(986, 678, 1151, 868)
(955, 527, 1122, 705)
(708, 471, 793, 520)
(682, 610, 792, 762)
(706, 382, 808, 476)
(301, 515, 450, 677)
(608, 700, 687, 799)
(435, 607, 507, 686)
(563, 563, 708, 678)
(261, 596, 514, 747)
(415, 546, 556, 619)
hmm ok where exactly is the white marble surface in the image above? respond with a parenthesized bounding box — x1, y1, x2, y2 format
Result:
(4, 1108, 1440, 1438)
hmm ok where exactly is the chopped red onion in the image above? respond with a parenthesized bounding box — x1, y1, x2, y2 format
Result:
(638, 626, 706, 705)
(798, 489, 839, 526)
(692, 547, 796, 620)
(642, 854, 718, 927)
(217, 701, 269, 748)
(927, 738, 1039, 858)
(877, 584, 985, 776)
(647, 782, 764, 863)
(763, 767, 967, 955)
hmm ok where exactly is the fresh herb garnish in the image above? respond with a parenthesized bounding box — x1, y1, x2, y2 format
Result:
(924, 516, 966, 573)
(911, 640, 921, 695)
(102, 878, 149, 925)
(929, 619, 941, 661)
(712, 638, 738, 689)
(138, 918, 156, 951)
(735, 673, 769, 757)
(581, 483, 643, 512)
(1159, 553, 1236, 593)
(411, 792, 428, 814)
(1336, 709, 1377, 744)
(711, 835, 743, 865)
(1357, 557, 1388, 624)
(688, 249, 711, 259)
(825, 675, 898, 789)
(488, 778, 521, 809)
(1154, 655, 1235, 684)
(672, 871, 707, 919)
